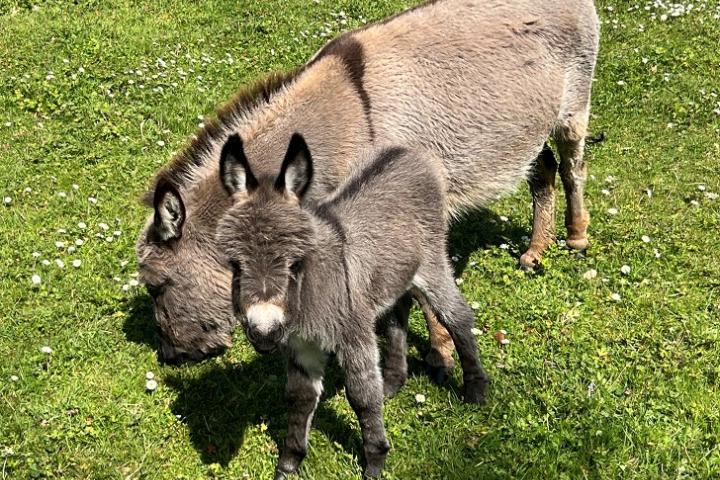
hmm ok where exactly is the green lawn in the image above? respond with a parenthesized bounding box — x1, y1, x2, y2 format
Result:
(1, 0, 719, 478)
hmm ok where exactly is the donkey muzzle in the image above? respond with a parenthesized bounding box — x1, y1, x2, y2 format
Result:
(245, 303, 285, 353)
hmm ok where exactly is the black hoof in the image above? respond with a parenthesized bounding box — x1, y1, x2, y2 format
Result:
(426, 363, 452, 385)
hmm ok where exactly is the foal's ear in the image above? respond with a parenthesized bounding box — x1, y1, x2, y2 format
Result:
(276, 133, 313, 198)
(220, 134, 258, 195)
(153, 179, 186, 242)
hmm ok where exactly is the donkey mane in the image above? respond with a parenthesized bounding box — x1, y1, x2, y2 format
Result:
(141, 69, 300, 205)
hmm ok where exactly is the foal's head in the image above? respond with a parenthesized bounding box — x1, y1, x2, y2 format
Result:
(217, 133, 315, 354)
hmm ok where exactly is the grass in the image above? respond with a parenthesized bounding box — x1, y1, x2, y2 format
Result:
(1, 0, 719, 478)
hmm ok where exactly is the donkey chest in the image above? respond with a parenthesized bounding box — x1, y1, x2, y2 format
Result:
(288, 335, 328, 377)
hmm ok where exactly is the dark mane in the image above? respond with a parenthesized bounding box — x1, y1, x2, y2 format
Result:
(141, 68, 300, 205)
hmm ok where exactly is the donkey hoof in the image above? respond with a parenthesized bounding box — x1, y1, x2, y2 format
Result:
(426, 363, 452, 385)
(464, 379, 489, 404)
(519, 250, 542, 271)
(566, 236, 589, 251)
(383, 376, 406, 398)
(425, 349, 454, 385)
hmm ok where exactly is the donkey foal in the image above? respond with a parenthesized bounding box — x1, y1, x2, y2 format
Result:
(216, 134, 488, 478)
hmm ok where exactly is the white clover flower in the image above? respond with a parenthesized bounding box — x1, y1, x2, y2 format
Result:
(105, 236, 114, 242)
(24, 187, 32, 193)
(120, 260, 129, 267)
(698, 185, 706, 192)
(583, 269, 598, 280)
(58, 191, 67, 198)
(129, 279, 139, 287)
(72, 260, 81, 268)
(455, 278, 463, 285)
(88, 197, 97, 204)
(601, 189, 611, 196)
(122, 284, 130, 292)
(414, 393, 426, 404)
(40, 346, 53, 354)
(67, 246, 76, 253)
(41, 260, 50, 266)
(98, 223, 109, 231)
(78, 222, 87, 229)
(499, 215, 509, 222)
(471, 327, 483, 336)
(145, 379, 158, 391)
(31, 274, 42, 285)
(607, 208, 619, 215)
(55, 259, 65, 269)
(32, 252, 40, 258)
(113, 230, 121, 237)
(499, 243, 509, 250)
(10, 375, 19, 382)
(3, 197, 11, 205)
(157, 140, 166, 147)
(145, 371, 155, 380)
(620, 265, 631, 275)
(75, 239, 84, 246)
(641, 235, 651, 243)
(690, 200, 699, 206)
(55, 241, 65, 248)
(610, 293, 622, 302)
(470, 301, 480, 310)
(72, 184, 79, 190)
(706, 192, 718, 200)
(500, 338, 511, 345)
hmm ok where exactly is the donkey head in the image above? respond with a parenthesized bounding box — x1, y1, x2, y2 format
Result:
(217, 133, 315, 354)
(136, 177, 234, 364)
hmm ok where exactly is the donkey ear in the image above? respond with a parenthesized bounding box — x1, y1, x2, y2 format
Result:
(276, 133, 313, 198)
(153, 179, 186, 242)
(220, 134, 258, 195)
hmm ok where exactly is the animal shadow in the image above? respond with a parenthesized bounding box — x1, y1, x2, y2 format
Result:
(447, 206, 530, 275)
(165, 357, 359, 467)
(122, 293, 159, 349)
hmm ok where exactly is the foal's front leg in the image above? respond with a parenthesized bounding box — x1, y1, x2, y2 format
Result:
(275, 355, 325, 480)
(339, 332, 390, 478)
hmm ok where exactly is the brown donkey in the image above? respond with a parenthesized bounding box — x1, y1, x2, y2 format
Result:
(137, 0, 600, 378)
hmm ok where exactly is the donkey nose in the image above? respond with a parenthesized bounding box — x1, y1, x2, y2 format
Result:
(245, 303, 285, 334)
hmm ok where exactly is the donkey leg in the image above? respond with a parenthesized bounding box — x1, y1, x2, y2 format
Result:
(556, 78, 593, 252)
(275, 356, 324, 480)
(339, 334, 390, 478)
(383, 293, 410, 398)
(423, 304, 456, 385)
(520, 145, 558, 270)
(413, 261, 489, 404)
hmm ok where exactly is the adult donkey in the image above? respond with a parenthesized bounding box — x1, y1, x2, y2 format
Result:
(136, 0, 600, 374)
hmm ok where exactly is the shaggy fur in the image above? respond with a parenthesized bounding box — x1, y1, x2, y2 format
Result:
(136, 0, 600, 368)
(217, 138, 488, 478)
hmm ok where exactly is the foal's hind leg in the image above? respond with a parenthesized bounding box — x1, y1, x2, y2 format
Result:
(413, 260, 489, 404)
(520, 145, 558, 270)
(383, 293, 410, 398)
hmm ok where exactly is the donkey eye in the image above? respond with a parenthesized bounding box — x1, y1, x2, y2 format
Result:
(146, 284, 165, 299)
(290, 260, 304, 275)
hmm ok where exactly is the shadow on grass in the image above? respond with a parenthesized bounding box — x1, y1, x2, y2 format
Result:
(164, 356, 361, 467)
(122, 293, 159, 349)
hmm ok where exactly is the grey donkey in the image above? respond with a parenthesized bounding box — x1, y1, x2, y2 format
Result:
(137, 0, 600, 375)
(215, 133, 488, 478)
